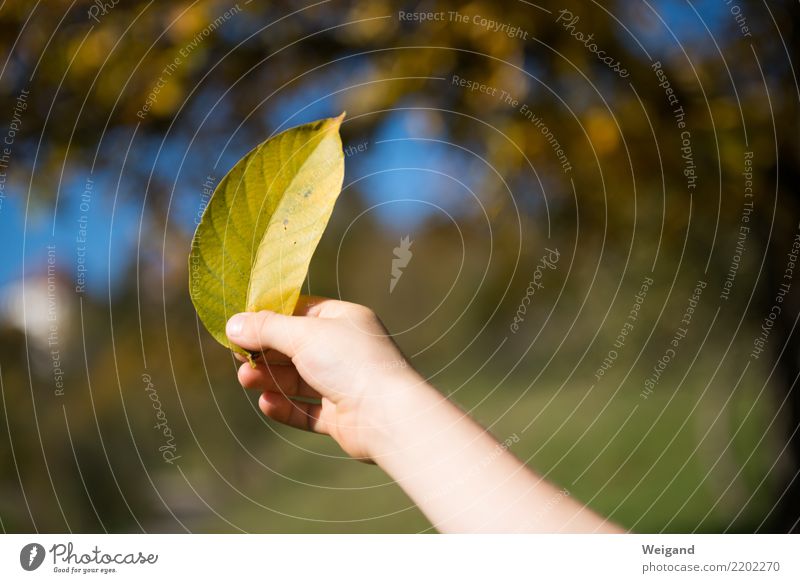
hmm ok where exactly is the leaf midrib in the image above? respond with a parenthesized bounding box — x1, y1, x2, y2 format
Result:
(244, 121, 337, 310)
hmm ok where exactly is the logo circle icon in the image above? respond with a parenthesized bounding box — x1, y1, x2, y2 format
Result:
(19, 543, 46, 571)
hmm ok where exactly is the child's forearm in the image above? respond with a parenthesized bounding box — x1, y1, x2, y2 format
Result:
(226, 305, 622, 532)
(370, 379, 624, 533)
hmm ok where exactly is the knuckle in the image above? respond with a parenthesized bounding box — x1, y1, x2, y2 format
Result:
(254, 311, 273, 342)
(350, 303, 376, 321)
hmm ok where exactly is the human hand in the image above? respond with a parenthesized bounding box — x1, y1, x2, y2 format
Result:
(226, 297, 620, 533)
(226, 296, 425, 461)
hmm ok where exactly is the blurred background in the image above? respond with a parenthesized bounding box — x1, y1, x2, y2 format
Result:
(0, 0, 798, 533)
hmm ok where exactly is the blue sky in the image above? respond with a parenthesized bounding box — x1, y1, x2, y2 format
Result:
(0, 0, 739, 299)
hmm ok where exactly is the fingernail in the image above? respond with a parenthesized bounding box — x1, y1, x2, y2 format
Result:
(226, 313, 246, 337)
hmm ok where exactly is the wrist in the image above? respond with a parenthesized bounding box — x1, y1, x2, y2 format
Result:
(361, 370, 443, 463)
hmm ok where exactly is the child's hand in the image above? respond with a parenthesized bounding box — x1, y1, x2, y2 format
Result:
(227, 296, 619, 532)
(226, 296, 423, 461)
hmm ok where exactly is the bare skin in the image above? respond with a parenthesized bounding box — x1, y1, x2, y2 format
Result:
(226, 296, 623, 533)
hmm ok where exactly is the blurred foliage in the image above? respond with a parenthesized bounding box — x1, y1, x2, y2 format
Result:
(0, 0, 798, 532)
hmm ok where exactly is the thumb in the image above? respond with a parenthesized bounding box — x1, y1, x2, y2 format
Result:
(226, 310, 312, 358)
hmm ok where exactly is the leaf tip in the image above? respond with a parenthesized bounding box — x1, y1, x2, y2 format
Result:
(332, 111, 346, 127)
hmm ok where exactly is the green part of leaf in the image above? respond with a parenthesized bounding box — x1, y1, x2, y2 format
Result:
(189, 114, 346, 355)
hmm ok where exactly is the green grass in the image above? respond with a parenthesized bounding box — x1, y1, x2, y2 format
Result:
(172, 361, 782, 533)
